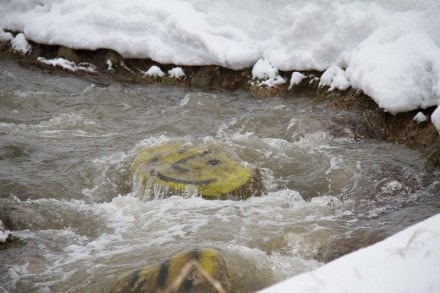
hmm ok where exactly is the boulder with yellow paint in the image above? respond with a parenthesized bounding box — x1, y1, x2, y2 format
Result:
(131, 143, 262, 200)
(111, 248, 231, 293)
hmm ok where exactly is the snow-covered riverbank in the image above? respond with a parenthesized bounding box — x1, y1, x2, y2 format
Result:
(1, 0, 440, 129)
(261, 213, 440, 293)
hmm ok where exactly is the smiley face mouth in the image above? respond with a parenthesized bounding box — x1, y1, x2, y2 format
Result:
(151, 149, 218, 186)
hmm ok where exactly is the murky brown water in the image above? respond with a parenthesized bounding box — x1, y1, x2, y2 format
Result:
(1, 60, 439, 292)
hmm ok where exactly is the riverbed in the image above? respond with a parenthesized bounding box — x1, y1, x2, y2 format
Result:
(1, 60, 439, 292)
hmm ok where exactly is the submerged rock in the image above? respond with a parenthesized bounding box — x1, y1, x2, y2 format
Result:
(0, 220, 23, 250)
(131, 143, 262, 199)
(0, 206, 49, 230)
(111, 248, 231, 293)
(0, 141, 27, 160)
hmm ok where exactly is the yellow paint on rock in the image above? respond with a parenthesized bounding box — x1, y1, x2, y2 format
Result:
(111, 248, 230, 293)
(131, 143, 254, 199)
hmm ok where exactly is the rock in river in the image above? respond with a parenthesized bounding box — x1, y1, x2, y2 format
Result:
(111, 248, 231, 293)
(131, 143, 263, 199)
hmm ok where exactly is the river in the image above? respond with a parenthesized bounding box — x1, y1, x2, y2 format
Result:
(1, 60, 439, 292)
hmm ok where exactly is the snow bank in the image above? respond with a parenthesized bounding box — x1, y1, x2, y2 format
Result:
(261, 213, 440, 293)
(1, 0, 440, 118)
(432, 107, 440, 131)
(0, 28, 13, 41)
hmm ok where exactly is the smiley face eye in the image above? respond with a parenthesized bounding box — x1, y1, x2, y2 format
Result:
(207, 159, 220, 166)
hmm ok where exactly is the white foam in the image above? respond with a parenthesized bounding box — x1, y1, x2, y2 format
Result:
(0, 229, 11, 242)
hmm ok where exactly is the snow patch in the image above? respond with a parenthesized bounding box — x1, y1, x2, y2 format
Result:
(168, 67, 185, 79)
(144, 65, 165, 78)
(11, 33, 30, 54)
(0, 28, 13, 41)
(319, 65, 350, 91)
(288, 72, 306, 90)
(413, 112, 428, 123)
(37, 57, 96, 73)
(432, 107, 440, 132)
(252, 58, 285, 88)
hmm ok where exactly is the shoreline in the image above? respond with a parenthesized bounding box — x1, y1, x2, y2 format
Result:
(1, 39, 439, 166)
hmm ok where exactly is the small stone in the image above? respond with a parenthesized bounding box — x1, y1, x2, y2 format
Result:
(0, 141, 27, 160)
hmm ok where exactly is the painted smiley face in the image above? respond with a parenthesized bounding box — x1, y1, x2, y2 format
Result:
(131, 143, 255, 199)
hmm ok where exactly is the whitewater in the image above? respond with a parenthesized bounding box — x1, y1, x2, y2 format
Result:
(1, 0, 440, 128)
(1, 1, 440, 292)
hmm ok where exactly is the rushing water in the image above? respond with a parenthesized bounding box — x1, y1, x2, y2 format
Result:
(0, 60, 439, 292)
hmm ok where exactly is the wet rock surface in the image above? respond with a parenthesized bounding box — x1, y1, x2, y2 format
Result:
(111, 248, 231, 293)
(0, 141, 28, 160)
(131, 143, 263, 199)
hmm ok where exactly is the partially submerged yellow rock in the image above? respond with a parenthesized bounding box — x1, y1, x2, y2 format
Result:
(111, 248, 231, 293)
(131, 143, 262, 199)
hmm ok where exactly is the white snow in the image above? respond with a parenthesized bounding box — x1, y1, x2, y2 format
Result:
(37, 57, 97, 73)
(288, 72, 306, 90)
(106, 60, 114, 72)
(319, 65, 350, 91)
(252, 58, 286, 88)
(144, 65, 165, 78)
(168, 67, 186, 79)
(261, 213, 440, 293)
(0, 28, 13, 41)
(432, 107, 440, 131)
(10, 33, 31, 54)
(1, 0, 440, 120)
(414, 112, 428, 123)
